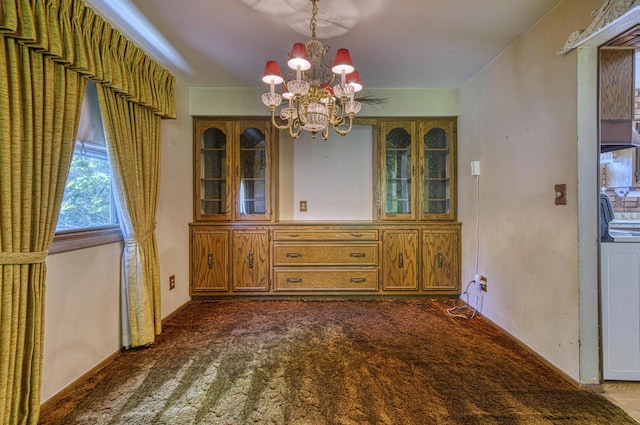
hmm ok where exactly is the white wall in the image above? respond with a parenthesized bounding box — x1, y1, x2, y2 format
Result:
(157, 79, 193, 317)
(457, 0, 602, 381)
(43, 243, 122, 402)
(41, 78, 192, 403)
(287, 125, 374, 221)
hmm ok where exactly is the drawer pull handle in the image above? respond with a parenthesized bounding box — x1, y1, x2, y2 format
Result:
(288, 234, 299, 238)
(286, 253, 302, 258)
(351, 233, 363, 237)
(286, 278, 302, 283)
(350, 278, 366, 283)
(350, 252, 366, 258)
(208, 253, 213, 269)
(399, 252, 404, 268)
(438, 253, 444, 268)
(248, 251, 254, 269)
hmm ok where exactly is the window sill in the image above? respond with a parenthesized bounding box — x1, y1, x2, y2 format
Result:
(49, 226, 123, 255)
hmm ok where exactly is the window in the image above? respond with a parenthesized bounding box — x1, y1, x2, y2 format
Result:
(50, 82, 122, 253)
(56, 140, 117, 230)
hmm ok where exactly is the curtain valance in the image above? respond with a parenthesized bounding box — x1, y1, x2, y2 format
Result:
(0, 0, 176, 118)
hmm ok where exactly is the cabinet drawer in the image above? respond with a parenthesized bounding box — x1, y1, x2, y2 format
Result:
(273, 244, 378, 266)
(273, 230, 378, 241)
(274, 269, 378, 291)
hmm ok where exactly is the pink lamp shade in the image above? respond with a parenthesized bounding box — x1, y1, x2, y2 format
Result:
(331, 48, 355, 75)
(346, 70, 363, 92)
(262, 61, 284, 84)
(287, 43, 311, 71)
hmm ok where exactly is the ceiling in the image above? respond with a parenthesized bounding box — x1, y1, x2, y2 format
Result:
(83, 0, 566, 89)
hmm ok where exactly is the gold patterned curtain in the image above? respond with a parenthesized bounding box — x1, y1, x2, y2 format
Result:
(0, 34, 86, 425)
(0, 0, 176, 422)
(96, 85, 162, 348)
(0, 0, 176, 119)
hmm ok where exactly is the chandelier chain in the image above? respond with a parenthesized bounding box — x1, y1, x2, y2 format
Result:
(310, 0, 318, 39)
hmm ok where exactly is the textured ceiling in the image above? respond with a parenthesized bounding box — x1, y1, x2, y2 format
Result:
(83, 0, 567, 89)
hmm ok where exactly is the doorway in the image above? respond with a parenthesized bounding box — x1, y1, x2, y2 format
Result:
(599, 39, 640, 382)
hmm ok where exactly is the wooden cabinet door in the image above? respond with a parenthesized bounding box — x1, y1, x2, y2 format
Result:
(419, 119, 457, 221)
(191, 229, 229, 292)
(378, 121, 417, 221)
(232, 229, 270, 291)
(422, 228, 459, 292)
(194, 120, 233, 221)
(382, 229, 418, 290)
(234, 121, 273, 221)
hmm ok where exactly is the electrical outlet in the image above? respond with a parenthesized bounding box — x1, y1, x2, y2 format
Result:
(479, 276, 487, 292)
(169, 275, 175, 290)
(475, 274, 487, 292)
(299, 200, 307, 212)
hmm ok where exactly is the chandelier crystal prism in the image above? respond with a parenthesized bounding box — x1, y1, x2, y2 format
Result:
(261, 0, 363, 140)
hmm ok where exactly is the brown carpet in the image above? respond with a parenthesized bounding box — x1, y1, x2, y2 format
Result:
(39, 299, 637, 424)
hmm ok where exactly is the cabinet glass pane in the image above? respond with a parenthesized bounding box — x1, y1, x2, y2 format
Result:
(201, 127, 227, 215)
(385, 128, 412, 214)
(239, 127, 267, 215)
(423, 128, 450, 215)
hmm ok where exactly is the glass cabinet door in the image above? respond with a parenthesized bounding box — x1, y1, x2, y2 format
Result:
(380, 121, 416, 220)
(236, 121, 271, 221)
(197, 122, 232, 220)
(420, 120, 456, 220)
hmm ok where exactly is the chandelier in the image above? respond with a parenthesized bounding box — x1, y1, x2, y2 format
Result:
(261, 0, 363, 140)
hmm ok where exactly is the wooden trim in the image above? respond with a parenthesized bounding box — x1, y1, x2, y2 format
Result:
(161, 300, 192, 325)
(49, 226, 122, 254)
(39, 350, 121, 410)
(40, 300, 193, 410)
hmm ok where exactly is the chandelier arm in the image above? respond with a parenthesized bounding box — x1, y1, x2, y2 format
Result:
(269, 107, 293, 131)
(329, 99, 347, 126)
(290, 120, 302, 139)
(296, 96, 308, 126)
(321, 125, 329, 140)
(332, 114, 355, 136)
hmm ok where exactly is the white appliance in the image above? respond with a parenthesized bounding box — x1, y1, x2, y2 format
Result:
(601, 241, 640, 381)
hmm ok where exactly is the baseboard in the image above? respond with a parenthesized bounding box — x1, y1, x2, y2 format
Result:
(41, 300, 193, 411)
(40, 349, 121, 411)
(474, 310, 599, 391)
(162, 300, 192, 325)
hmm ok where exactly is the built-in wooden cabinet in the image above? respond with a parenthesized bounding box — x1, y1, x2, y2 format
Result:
(194, 118, 276, 222)
(190, 116, 461, 297)
(378, 118, 457, 221)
